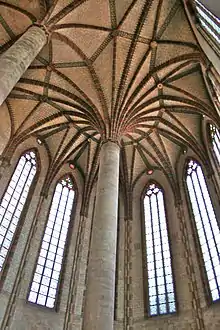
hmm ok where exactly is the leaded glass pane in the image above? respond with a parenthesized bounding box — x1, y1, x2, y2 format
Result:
(0, 151, 37, 271)
(28, 176, 75, 308)
(195, 0, 220, 44)
(186, 159, 220, 301)
(144, 183, 176, 316)
(210, 124, 220, 165)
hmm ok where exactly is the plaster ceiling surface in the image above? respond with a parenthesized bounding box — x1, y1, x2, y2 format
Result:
(0, 0, 219, 197)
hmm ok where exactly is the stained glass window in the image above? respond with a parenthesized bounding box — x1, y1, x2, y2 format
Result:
(0, 150, 37, 271)
(186, 159, 220, 302)
(144, 183, 176, 316)
(210, 124, 220, 165)
(28, 176, 75, 308)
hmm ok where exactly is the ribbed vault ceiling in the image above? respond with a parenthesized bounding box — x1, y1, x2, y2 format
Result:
(0, 0, 219, 202)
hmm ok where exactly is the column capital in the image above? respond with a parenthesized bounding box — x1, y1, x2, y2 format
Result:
(102, 138, 121, 148)
(32, 23, 51, 41)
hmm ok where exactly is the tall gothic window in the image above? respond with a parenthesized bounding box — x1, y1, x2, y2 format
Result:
(195, 0, 220, 46)
(0, 150, 37, 271)
(210, 124, 220, 165)
(186, 159, 220, 302)
(28, 176, 75, 308)
(144, 182, 176, 316)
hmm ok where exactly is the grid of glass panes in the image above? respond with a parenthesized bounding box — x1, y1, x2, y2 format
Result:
(195, 0, 220, 44)
(210, 124, 220, 165)
(144, 183, 176, 316)
(186, 160, 220, 301)
(28, 177, 75, 308)
(0, 151, 37, 271)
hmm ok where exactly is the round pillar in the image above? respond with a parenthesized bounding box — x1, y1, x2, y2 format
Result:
(0, 25, 47, 105)
(83, 141, 120, 330)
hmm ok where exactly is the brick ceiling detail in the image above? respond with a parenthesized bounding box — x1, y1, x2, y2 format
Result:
(0, 0, 219, 197)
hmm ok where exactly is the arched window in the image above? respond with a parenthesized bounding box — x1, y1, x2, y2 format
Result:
(144, 182, 176, 316)
(0, 150, 37, 271)
(195, 0, 220, 47)
(210, 124, 220, 165)
(28, 176, 75, 308)
(186, 159, 220, 302)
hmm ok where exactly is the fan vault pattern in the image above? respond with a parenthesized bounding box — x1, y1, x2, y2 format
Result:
(0, 0, 219, 211)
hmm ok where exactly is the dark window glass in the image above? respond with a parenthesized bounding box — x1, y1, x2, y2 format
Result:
(186, 159, 220, 302)
(144, 183, 176, 316)
(0, 151, 37, 271)
(28, 176, 75, 308)
(210, 124, 220, 165)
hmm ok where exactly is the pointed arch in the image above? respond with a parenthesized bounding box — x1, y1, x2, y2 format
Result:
(143, 181, 177, 316)
(28, 174, 76, 308)
(185, 158, 220, 302)
(0, 149, 38, 272)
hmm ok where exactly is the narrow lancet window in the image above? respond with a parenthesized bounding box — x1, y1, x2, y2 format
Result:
(28, 176, 75, 308)
(195, 0, 220, 45)
(0, 150, 37, 271)
(210, 124, 220, 165)
(144, 183, 176, 316)
(186, 159, 220, 302)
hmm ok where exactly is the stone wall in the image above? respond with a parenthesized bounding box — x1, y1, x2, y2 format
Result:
(0, 141, 220, 330)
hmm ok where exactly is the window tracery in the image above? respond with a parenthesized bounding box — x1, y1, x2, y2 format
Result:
(28, 176, 75, 308)
(195, 0, 220, 46)
(0, 150, 37, 271)
(210, 124, 220, 166)
(144, 182, 176, 316)
(186, 159, 220, 302)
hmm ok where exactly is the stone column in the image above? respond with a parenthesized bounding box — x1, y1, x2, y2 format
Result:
(83, 141, 120, 330)
(0, 25, 48, 105)
(124, 219, 133, 329)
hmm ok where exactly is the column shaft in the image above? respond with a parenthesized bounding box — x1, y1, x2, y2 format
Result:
(0, 25, 47, 105)
(83, 141, 120, 330)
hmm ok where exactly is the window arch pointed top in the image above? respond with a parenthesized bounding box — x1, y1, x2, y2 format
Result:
(0, 150, 38, 271)
(185, 158, 220, 302)
(143, 181, 177, 316)
(145, 181, 163, 196)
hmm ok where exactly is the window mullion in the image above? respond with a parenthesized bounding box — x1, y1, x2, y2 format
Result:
(1, 161, 33, 255)
(195, 168, 219, 258)
(0, 152, 36, 272)
(190, 174, 214, 266)
(45, 186, 70, 306)
(149, 195, 158, 315)
(187, 160, 220, 302)
(8, 161, 33, 225)
(197, 12, 219, 37)
(189, 173, 217, 293)
(195, 168, 220, 297)
(213, 139, 220, 164)
(0, 158, 26, 226)
(196, 1, 220, 25)
(28, 177, 75, 308)
(145, 184, 176, 316)
(35, 185, 63, 303)
(156, 192, 167, 314)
